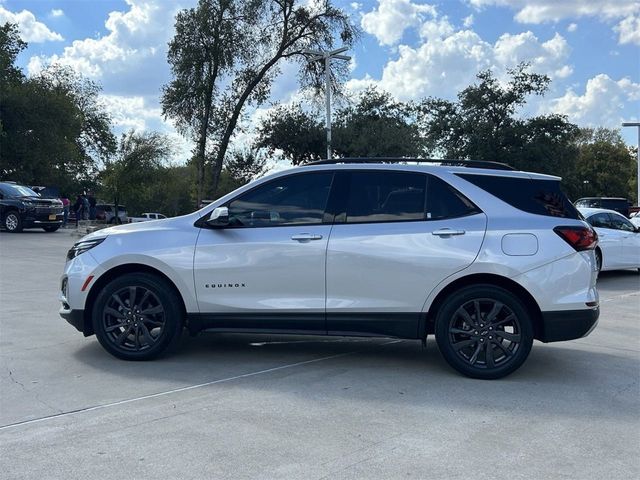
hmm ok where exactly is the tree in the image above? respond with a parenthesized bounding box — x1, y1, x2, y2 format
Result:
(256, 88, 421, 163)
(255, 103, 325, 164)
(0, 29, 116, 194)
(163, 0, 358, 199)
(0, 22, 26, 86)
(419, 64, 579, 178)
(333, 88, 422, 158)
(573, 128, 637, 202)
(100, 131, 173, 216)
(162, 0, 242, 206)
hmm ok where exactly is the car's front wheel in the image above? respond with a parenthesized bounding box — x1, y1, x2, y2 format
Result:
(3, 211, 23, 232)
(92, 273, 183, 360)
(435, 285, 534, 379)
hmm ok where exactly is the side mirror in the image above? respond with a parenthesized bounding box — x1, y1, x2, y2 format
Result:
(206, 206, 229, 228)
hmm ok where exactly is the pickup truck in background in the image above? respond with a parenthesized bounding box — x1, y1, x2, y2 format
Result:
(128, 212, 167, 223)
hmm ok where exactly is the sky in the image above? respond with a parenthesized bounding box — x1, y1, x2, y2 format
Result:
(2, 0, 639, 163)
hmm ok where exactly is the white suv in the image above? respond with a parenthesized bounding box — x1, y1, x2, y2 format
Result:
(60, 160, 599, 379)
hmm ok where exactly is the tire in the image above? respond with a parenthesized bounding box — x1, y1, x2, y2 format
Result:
(3, 211, 23, 232)
(434, 285, 534, 379)
(92, 273, 183, 360)
(595, 248, 602, 273)
(43, 226, 60, 232)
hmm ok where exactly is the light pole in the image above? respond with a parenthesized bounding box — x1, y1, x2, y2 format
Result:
(622, 122, 640, 205)
(304, 46, 351, 160)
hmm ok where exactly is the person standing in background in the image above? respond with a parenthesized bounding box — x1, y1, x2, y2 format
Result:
(73, 195, 83, 227)
(88, 193, 97, 220)
(61, 196, 70, 227)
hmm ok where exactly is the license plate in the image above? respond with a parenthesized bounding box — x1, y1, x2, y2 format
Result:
(49, 214, 56, 220)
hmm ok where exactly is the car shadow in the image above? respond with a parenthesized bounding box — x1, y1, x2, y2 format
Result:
(72, 332, 638, 421)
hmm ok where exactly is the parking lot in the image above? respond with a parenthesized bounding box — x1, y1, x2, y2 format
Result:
(0, 230, 638, 479)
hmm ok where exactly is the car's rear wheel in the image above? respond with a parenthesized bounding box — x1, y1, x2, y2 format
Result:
(3, 211, 23, 232)
(595, 248, 602, 273)
(435, 285, 534, 379)
(43, 226, 59, 232)
(92, 273, 183, 360)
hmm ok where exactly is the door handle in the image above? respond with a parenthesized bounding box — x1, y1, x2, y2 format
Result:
(432, 228, 465, 236)
(291, 233, 323, 241)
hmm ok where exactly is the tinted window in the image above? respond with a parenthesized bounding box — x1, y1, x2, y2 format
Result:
(458, 174, 580, 219)
(427, 175, 480, 220)
(345, 172, 426, 223)
(609, 213, 635, 232)
(588, 213, 612, 229)
(228, 172, 333, 227)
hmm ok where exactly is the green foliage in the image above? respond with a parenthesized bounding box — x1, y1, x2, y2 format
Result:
(0, 22, 26, 86)
(0, 62, 116, 194)
(163, 0, 359, 197)
(419, 64, 585, 194)
(100, 131, 171, 213)
(574, 128, 637, 202)
(255, 103, 326, 164)
(256, 88, 421, 163)
(333, 88, 422, 158)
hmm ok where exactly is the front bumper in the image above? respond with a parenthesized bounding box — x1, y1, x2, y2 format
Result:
(538, 307, 599, 342)
(23, 211, 63, 227)
(59, 306, 88, 335)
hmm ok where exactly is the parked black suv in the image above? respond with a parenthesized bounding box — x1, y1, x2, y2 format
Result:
(574, 197, 631, 217)
(0, 182, 64, 232)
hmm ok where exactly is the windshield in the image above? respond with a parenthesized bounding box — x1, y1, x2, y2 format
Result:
(1, 184, 40, 197)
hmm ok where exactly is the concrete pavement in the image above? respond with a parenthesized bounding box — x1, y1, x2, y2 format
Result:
(1, 230, 638, 479)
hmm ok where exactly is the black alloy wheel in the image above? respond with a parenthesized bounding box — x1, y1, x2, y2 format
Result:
(93, 273, 183, 360)
(595, 249, 602, 273)
(435, 285, 533, 379)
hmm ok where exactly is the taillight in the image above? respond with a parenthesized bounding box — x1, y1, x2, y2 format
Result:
(554, 226, 598, 251)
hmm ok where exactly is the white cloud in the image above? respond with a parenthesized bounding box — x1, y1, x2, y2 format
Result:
(361, 0, 436, 46)
(349, 29, 572, 101)
(463, 15, 474, 28)
(567, 23, 577, 32)
(548, 74, 640, 127)
(615, 16, 640, 45)
(419, 17, 455, 42)
(50, 9, 64, 18)
(494, 32, 572, 79)
(0, 6, 63, 42)
(467, 0, 640, 45)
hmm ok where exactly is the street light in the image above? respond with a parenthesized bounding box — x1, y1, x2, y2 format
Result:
(304, 46, 351, 159)
(622, 122, 640, 205)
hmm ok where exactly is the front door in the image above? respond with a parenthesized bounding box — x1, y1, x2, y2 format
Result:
(193, 171, 334, 333)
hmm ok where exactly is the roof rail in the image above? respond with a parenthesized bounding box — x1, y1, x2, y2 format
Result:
(306, 157, 515, 170)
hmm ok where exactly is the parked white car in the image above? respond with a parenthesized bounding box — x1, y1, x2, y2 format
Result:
(60, 159, 600, 379)
(578, 207, 640, 272)
(128, 212, 167, 223)
(630, 211, 640, 228)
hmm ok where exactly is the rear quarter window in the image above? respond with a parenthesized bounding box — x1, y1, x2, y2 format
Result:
(457, 174, 580, 219)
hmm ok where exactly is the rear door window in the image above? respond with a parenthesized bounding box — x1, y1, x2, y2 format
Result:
(458, 174, 580, 219)
(345, 171, 426, 223)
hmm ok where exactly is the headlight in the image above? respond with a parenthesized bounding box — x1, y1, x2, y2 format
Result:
(67, 238, 106, 260)
(23, 200, 36, 208)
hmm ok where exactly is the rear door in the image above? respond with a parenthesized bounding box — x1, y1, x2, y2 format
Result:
(325, 171, 487, 338)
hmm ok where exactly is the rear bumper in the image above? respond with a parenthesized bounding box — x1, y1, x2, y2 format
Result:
(538, 307, 599, 342)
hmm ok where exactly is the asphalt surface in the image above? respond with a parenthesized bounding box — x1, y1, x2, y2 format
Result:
(1, 229, 638, 479)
